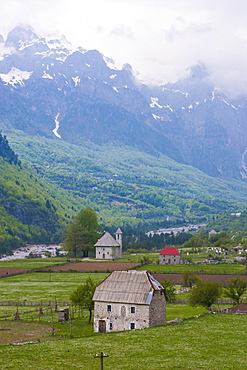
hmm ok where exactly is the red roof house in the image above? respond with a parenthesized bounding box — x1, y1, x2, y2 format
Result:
(159, 247, 181, 265)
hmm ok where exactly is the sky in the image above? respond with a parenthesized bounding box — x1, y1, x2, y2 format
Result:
(0, 0, 247, 96)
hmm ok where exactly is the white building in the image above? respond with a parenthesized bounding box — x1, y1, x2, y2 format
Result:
(94, 228, 122, 260)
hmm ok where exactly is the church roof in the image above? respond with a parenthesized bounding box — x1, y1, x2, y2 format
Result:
(94, 232, 120, 247)
(93, 270, 163, 305)
(160, 247, 180, 256)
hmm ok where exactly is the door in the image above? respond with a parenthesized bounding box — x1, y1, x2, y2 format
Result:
(98, 320, 106, 333)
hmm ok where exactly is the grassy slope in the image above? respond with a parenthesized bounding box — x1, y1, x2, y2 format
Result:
(0, 314, 246, 369)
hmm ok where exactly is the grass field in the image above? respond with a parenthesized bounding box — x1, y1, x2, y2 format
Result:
(0, 314, 246, 369)
(0, 272, 109, 301)
(0, 258, 67, 269)
(137, 262, 246, 275)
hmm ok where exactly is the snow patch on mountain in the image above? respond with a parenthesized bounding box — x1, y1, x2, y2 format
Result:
(162, 87, 189, 98)
(152, 114, 166, 121)
(72, 76, 80, 86)
(150, 97, 163, 108)
(0, 45, 15, 60)
(0, 67, 32, 86)
(221, 99, 238, 111)
(53, 113, 62, 139)
(42, 71, 53, 79)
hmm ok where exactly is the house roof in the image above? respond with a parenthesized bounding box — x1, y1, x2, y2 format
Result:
(160, 247, 180, 256)
(93, 270, 163, 305)
(115, 228, 123, 234)
(94, 232, 120, 247)
(221, 303, 247, 314)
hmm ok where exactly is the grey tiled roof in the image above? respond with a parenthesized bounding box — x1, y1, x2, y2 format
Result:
(94, 232, 120, 247)
(93, 270, 163, 305)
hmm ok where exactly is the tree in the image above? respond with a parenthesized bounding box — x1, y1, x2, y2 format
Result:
(188, 280, 221, 311)
(161, 279, 176, 302)
(63, 220, 86, 258)
(63, 207, 102, 257)
(181, 271, 199, 288)
(76, 207, 102, 257)
(70, 277, 97, 323)
(224, 277, 247, 305)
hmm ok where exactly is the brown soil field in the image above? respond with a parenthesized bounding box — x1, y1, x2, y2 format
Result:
(0, 321, 53, 345)
(50, 261, 140, 272)
(0, 268, 32, 278)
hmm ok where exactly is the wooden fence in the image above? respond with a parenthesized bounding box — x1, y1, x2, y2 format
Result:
(0, 300, 70, 307)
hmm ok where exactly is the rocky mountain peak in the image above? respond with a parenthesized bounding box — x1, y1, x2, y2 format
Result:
(188, 63, 209, 81)
(5, 25, 40, 48)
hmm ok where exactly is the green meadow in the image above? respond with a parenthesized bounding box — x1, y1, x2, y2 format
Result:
(0, 259, 66, 269)
(0, 314, 247, 369)
(137, 262, 246, 275)
(0, 272, 109, 301)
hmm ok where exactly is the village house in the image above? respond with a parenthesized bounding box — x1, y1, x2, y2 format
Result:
(93, 270, 166, 333)
(209, 229, 217, 238)
(159, 246, 181, 264)
(94, 228, 122, 260)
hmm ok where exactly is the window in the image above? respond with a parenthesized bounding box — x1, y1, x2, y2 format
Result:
(107, 305, 112, 312)
(109, 323, 113, 330)
(130, 306, 135, 314)
(130, 322, 135, 330)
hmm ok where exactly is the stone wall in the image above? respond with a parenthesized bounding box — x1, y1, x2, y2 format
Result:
(94, 301, 150, 332)
(149, 290, 166, 326)
(159, 255, 181, 264)
(94, 292, 166, 333)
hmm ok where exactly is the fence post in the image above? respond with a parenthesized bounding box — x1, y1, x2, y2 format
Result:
(69, 306, 73, 338)
(14, 303, 20, 320)
(50, 306, 55, 335)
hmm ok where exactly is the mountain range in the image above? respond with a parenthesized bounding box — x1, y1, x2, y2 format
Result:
(0, 25, 247, 247)
(1, 26, 247, 180)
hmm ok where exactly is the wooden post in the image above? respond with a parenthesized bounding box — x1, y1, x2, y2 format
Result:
(50, 306, 54, 335)
(94, 352, 109, 370)
(69, 306, 73, 337)
(14, 303, 20, 320)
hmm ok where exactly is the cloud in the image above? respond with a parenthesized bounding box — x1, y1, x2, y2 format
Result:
(0, 0, 247, 96)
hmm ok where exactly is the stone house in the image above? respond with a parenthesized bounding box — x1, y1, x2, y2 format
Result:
(93, 270, 166, 333)
(94, 228, 122, 260)
(159, 246, 181, 265)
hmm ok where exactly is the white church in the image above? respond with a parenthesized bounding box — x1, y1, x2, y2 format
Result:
(94, 228, 123, 260)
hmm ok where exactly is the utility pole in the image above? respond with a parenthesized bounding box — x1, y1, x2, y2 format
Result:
(94, 352, 109, 370)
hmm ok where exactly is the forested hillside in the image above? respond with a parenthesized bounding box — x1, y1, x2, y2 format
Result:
(0, 134, 81, 255)
(5, 131, 247, 227)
